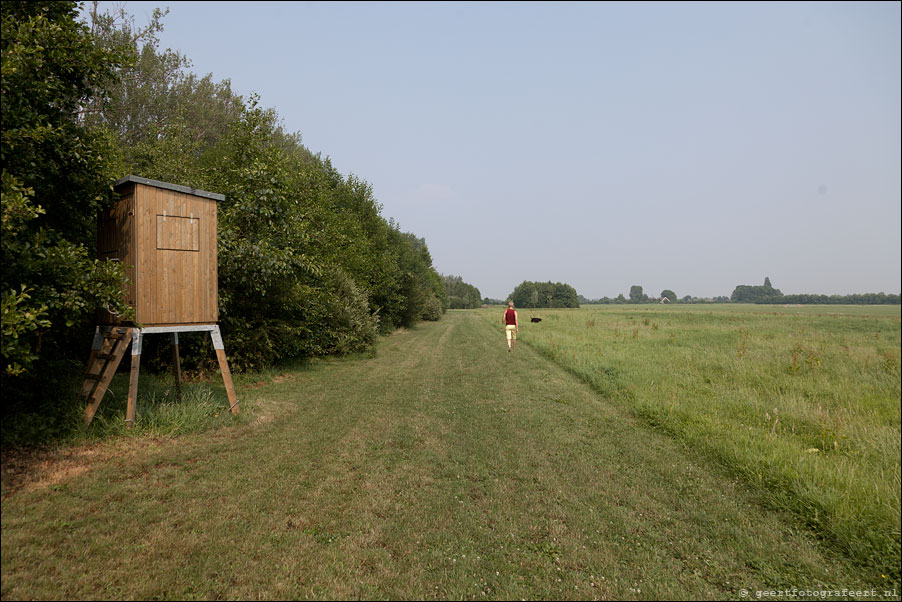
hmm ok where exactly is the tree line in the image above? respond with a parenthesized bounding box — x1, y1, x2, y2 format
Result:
(580, 285, 677, 304)
(443, 275, 482, 309)
(730, 278, 900, 305)
(1, 2, 448, 412)
(579, 279, 899, 305)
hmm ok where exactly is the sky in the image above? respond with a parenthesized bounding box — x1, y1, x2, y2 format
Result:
(91, 1, 900, 300)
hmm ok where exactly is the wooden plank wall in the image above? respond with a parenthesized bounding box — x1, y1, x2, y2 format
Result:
(98, 185, 137, 324)
(134, 184, 218, 325)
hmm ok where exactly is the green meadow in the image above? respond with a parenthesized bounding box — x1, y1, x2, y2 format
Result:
(2, 309, 899, 599)
(479, 304, 901, 579)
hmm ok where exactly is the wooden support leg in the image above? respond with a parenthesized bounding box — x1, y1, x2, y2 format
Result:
(210, 326, 239, 414)
(125, 330, 142, 428)
(171, 332, 182, 402)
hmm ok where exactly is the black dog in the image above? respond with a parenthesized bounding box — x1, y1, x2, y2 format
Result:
(530, 317, 542, 323)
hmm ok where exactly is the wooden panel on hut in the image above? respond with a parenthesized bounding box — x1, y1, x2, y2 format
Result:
(100, 176, 224, 326)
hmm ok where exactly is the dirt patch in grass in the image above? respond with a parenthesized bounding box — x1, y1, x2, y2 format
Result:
(0, 438, 168, 499)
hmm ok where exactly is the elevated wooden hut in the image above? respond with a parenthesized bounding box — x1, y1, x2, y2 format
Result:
(97, 175, 222, 325)
(83, 176, 238, 426)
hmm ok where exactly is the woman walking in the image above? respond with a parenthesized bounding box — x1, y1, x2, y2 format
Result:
(502, 300, 519, 352)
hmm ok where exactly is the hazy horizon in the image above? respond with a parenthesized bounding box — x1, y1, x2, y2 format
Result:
(89, 1, 901, 300)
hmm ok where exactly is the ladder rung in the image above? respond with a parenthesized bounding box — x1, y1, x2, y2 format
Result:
(96, 352, 115, 360)
(85, 373, 102, 381)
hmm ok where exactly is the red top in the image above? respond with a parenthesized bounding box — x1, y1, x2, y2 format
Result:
(504, 308, 517, 325)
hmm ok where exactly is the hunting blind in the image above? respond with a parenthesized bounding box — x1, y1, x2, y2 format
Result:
(82, 176, 239, 426)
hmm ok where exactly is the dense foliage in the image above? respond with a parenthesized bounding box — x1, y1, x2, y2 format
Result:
(443, 275, 482, 309)
(1, 2, 136, 412)
(509, 281, 579, 308)
(1, 2, 446, 416)
(731, 277, 784, 303)
(89, 4, 448, 368)
(628, 285, 646, 303)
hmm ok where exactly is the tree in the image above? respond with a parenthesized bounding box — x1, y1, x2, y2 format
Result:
(83, 4, 243, 182)
(2, 1, 131, 387)
(29, 1, 447, 375)
(764, 277, 772, 288)
(510, 281, 536, 308)
(629, 285, 646, 303)
(661, 289, 677, 303)
(552, 282, 580, 308)
(510, 281, 580, 308)
(731, 281, 783, 303)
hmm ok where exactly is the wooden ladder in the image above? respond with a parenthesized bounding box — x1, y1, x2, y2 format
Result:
(82, 327, 134, 425)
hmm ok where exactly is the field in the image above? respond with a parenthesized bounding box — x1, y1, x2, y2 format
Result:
(2, 307, 899, 600)
(478, 304, 901, 579)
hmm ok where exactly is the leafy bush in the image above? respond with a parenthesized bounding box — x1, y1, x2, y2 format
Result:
(421, 294, 444, 321)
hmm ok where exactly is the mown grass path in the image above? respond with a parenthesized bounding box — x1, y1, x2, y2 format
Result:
(1, 312, 876, 600)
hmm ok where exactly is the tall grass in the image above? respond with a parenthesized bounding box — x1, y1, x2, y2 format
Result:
(1, 370, 249, 446)
(86, 376, 247, 439)
(481, 304, 902, 579)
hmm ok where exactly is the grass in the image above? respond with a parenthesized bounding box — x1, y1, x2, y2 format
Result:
(3, 311, 894, 599)
(1, 366, 255, 447)
(479, 304, 901, 582)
